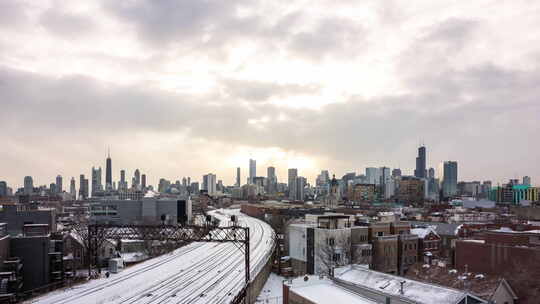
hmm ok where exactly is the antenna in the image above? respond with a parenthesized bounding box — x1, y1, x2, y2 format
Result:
(107, 147, 110, 158)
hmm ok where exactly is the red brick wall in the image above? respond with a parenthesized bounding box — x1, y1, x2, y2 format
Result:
(455, 240, 540, 275)
(240, 204, 266, 218)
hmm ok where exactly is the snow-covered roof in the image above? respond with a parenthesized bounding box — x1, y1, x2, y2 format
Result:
(411, 221, 461, 236)
(490, 227, 540, 234)
(286, 276, 378, 304)
(411, 227, 438, 239)
(334, 265, 486, 304)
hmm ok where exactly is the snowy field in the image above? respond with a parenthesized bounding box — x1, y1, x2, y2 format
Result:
(29, 209, 275, 304)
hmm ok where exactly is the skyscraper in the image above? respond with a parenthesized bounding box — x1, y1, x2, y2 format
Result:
(428, 168, 435, 179)
(119, 169, 127, 191)
(79, 174, 89, 200)
(106, 150, 112, 190)
(414, 146, 427, 179)
(134, 169, 141, 188)
(0, 181, 7, 197)
(392, 168, 402, 178)
(366, 167, 381, 185)
(288, 168, 298, 199)
(439, 161, 458, 198)
(523, 176, 531, 186)
(70, 177, 76, 199)
(141, 174, 147, 189)
(203, 173, 217, 195)
(249, 159, 256, 184)
(267, 166, 277, 194)
(91, 167, 102, 196)
(380, 167, 392, 198)
(23, 176, 33, 195)
(56, 175, 63, 193)
(236, 167, 241, 187)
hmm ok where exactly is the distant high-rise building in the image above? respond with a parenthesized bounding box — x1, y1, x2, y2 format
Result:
(414, 146, 427, 179)
(190, 182, 200, 193)
(380, 167, 392, 198)
(79, 174, 89, 200)
(23, 176, 33, 195)
(106, 150, 112, 190)
(249, 159, 256, 184)
(91, 167, 102, 196)
(134, 169, 141, 189)
(523, 176, 531, 186)
(392, 168, 402, 178)
(70, 177, 76, 199)
(203, 174, 217, 195)
(50, 183, 57, 194)
(142, 174, 147, 189)
(267, 167, 276, 179)
(266, 166, 277, 194)
(0, 181, 7, 197)
(119, 169, 127, 191)
(236, 167, 241, 187)
(56, 175, 63, 193)
(428, 168, 435, 179)
(439, 161, 458, 198)
(366, 168, 381, 185)
(316, 170, 330, 187)
(288, 168, 298, 200)
(295, 176, 306, 201)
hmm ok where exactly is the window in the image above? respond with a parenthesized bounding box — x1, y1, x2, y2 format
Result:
(377, 232, 384, 237)
(328, 238, 335, 246)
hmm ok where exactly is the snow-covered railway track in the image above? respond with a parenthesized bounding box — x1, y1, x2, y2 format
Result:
(30, 210, 275, 304)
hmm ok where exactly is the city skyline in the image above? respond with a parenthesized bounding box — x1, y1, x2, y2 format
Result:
(1, 1, 539, 189)
(0, 146, 536, 190)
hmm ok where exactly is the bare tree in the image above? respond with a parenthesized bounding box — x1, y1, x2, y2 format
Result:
(316, 233, 351, 276)
(70, 224, 108, 277)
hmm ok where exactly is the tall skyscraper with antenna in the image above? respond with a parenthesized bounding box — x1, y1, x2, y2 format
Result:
(414, 145, 427, 179)
(106, 149, 112, 190)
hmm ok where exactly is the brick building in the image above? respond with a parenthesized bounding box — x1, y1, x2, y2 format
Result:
(348, 184, 377, 202)
(411, 227, 441, 263)
(455, 228, 540, 275)
(397, 176, 425, 204)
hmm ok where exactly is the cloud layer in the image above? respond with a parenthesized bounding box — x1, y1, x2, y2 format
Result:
(0, 0, 539, 188)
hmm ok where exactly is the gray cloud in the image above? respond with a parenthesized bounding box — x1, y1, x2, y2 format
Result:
(0, 1, 539, 188)
(1, 60, 538, 186)
(0, 1, 29, 27)
(39, 8, 97, 39)
(219, 78, 320, 102)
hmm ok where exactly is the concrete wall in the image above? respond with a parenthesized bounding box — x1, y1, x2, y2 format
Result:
(288, 225, 307, 263)
(248, 248, 273, 304)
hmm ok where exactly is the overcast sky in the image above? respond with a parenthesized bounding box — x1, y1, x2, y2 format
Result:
(1, 0, 539, 189)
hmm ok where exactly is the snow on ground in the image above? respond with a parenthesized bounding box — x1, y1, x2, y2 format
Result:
(29, 209, 275, 304)
(255, 273, 285, 304)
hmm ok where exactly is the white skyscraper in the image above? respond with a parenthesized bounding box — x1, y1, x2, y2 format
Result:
(207, 174, 217, 195)
(249, 159, 256, 184)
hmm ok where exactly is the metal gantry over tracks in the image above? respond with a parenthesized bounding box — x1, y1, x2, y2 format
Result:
(87, 217, 250, 304)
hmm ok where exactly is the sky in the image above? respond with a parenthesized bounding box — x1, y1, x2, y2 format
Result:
(1, 0, 539, 189)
